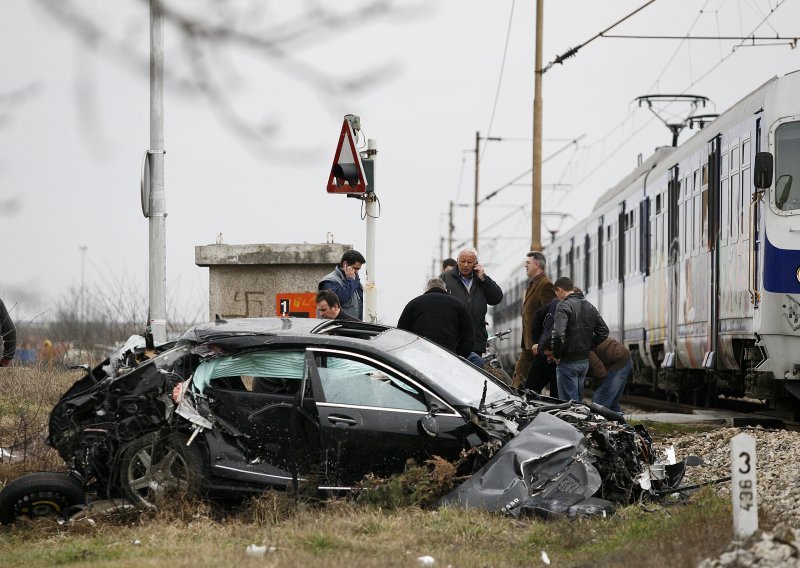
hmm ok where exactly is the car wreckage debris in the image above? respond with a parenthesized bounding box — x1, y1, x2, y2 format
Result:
(0, 319, 702, 524)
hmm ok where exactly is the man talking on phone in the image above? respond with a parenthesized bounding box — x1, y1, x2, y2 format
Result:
(318, 249, 366, 321)
(442, 247, 503, 368)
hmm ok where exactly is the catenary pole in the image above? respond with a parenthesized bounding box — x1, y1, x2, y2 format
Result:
(473, 131, 480, 249)
(149, 0, 167, 342)
(532, 0, 543, 251)
(364, 139, 378, 323)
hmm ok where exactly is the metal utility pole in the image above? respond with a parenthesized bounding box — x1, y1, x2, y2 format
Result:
(473, 131, 480, 249)
(532, 0, 544, 251)
(364, 138, 378, 323)
(448, 200, 454, 257)
(79, 246, 87, 323)
(472, 133, 502, 251)
(148, 0, 167, 343)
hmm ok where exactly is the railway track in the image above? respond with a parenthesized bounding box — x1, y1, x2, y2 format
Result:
(620, 393, 800, 431)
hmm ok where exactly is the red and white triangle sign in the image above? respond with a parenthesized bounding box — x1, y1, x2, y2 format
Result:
(326, 119, 368, 194)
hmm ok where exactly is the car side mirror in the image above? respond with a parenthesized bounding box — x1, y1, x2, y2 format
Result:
(753, 152, 773, 190)
(419, 402, 441, 438)
(776, 175, 793, 208)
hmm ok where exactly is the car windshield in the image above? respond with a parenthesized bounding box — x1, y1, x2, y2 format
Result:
(384, 337, 513, 408)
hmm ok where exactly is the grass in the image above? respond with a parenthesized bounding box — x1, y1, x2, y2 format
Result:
(0, 366, 752, 566)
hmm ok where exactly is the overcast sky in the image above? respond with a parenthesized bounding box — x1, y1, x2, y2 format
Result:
(2, 0, 799, 328)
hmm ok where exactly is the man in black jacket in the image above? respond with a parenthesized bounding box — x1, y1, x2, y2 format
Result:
(550, 277, 608, 402)
(442, 247, 504, 367)
(397, 278, 474, 357)
(527, 297, 559, 395)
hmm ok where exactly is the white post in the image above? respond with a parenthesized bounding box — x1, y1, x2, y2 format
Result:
(731, 432, 758, 539)
(149, 0, 167, 343)
(364, 138, 378, 323)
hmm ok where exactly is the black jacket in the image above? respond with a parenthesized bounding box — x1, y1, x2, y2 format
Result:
(532, 298, 559, 362)
(551, 291, 608, 362)
(441, 270, 503, 354)
(397, 288, 474, 357)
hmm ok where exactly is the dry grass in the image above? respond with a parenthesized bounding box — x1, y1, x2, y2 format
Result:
(0, 365, 79, 482)
(0, 366, 751, 567)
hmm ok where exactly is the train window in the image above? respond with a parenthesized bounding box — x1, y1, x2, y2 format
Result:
(721, 177, 729, 245)
(740, 170, 750, 237)
(731, 145, 739, 172)
(693, 169, 699, 193)
(693, 193, 700, 253)
(655, 193, 662, 213)
(682, 200, 689, 257)
(721, 151, 729, 175)
(702, 163, 709, 187)
(775, 121, 800, 211)
(730, 172, 740, 241)
(701, 189, 709, 249)
(742, 140, 750, 166)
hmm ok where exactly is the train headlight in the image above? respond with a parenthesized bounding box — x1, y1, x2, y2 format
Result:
(797, 266, 800, 283)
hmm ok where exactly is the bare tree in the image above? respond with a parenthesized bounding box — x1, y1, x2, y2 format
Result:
(32, 0, 424, 159)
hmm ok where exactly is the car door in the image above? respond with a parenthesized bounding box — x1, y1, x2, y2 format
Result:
(308, 347, 470, 486)
(199, 349, 320, 478)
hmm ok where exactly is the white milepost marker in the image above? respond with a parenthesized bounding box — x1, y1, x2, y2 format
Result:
(731, 432, 758, 539)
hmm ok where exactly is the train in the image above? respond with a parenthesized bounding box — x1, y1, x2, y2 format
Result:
(492, 70, 800, 418)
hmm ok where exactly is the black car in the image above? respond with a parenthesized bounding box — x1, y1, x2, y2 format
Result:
(0, 318, 690, 523)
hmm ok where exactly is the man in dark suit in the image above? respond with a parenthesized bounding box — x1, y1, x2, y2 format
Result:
(511, 251, 556, 388)
(397, 277, 474, 357)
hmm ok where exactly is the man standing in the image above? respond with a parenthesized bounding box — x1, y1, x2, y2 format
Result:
(397, 277, 474, 357)
(442, 247, 503, 367)
(439, 258, 457, 278)
(0, 298, 16, 367)
(511, 251, 555, 388)
(316, 290, 360, 322)
(318, 250, 366, 321)
(550, 277, 608, 402)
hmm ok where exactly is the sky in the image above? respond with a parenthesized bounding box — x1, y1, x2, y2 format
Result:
(2, 0, 799, 329)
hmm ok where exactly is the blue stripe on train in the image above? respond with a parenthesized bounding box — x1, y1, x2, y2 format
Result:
(764, 232, 800, 294)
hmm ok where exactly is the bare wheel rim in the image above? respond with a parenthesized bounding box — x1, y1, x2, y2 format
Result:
(126, 445, 189, 508)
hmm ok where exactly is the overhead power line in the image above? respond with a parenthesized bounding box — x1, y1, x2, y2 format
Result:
(601, 33, 799, 46)
(479, 135, 586, 204)
(543, 0, 659, 73)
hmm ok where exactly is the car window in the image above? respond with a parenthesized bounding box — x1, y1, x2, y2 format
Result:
(193, 350, 305, 393)
(384, 337, 511, 408)
(318, 355, 427, 412)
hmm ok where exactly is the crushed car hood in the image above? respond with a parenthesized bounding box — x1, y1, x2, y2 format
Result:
(440, 405, 682, 518)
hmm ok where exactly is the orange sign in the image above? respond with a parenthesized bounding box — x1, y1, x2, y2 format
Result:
(275, 292, 317, 318)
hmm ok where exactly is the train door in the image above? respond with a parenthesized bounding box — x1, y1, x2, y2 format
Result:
(665, 165, 680, 367)
(706, 136, 722, 373)
(597, 219, 604, 314)
(618, 204, 626, 340)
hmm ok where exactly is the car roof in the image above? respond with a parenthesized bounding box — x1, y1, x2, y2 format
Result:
(178, 316, 417, 353)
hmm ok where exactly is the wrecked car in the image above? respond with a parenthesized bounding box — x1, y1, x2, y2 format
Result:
(0, 317, 690, 523)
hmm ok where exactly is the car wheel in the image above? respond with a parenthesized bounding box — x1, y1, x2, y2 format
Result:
(119, 432, 205, 509)
(0, 472, 85, 524)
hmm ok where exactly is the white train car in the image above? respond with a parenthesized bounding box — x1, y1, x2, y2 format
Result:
(494, 70, 800, 416)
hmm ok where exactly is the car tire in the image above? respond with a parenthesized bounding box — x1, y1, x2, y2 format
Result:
(0, 472, 85, 524)
(118, 431, 205, 509)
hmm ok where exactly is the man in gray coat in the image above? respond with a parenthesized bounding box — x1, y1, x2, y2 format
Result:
(442, 247, 503, 367)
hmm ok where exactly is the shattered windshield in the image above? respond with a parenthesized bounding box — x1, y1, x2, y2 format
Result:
(385, 337, 511, 408)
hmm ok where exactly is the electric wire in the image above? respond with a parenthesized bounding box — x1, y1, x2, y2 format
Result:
(481, 0, 516, 162)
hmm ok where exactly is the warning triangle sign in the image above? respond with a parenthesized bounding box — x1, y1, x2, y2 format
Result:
(327, 119, 368, 194)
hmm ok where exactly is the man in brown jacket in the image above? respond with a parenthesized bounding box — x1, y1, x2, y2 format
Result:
(587, 336, 632, 414)
(511, 251, 556, 388)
